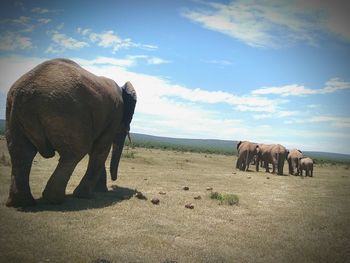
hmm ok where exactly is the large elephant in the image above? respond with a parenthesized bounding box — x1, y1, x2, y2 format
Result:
(287, 149, 303, 175)
(236, 141, 259, 171)
(256, 144, 287, 175)
(5, 58, 137, 207)
(298, 157, 314, 177)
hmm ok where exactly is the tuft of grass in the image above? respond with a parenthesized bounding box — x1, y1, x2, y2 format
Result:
(122, 149, 136, 159)
(210, 191, 239, 206)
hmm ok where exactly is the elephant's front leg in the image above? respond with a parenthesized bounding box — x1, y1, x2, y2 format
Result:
(73, 147, 109, 199)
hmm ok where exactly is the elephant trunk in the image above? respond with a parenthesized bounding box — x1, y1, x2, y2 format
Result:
(110, 131, 127, 181)
(110, 81, 137, 181)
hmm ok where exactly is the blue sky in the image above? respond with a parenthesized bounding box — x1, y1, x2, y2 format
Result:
(0, 0, 350, 154)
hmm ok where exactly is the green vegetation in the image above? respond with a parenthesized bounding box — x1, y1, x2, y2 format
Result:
(121, 148, 136, 159)
(126, 140, 236, 155)
(210, 191, 239, 206)
(309, 156, 350, 166)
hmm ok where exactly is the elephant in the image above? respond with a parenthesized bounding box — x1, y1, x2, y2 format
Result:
(256, 144, 288, 175)
(5, 58, 137, 207)
(287, 149, 303, 175)
(236, 141, 259, 171)
(298, 157, 314, 177)
(255, 144, 273, 172)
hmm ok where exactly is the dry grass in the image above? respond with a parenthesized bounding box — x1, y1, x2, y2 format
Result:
(0, 137, 350, 263)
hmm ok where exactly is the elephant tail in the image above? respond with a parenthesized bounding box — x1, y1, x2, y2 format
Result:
(5, 89, 15, 139)
(5, 94, 12, 131)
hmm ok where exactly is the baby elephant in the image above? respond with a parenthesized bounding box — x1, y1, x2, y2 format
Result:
(298, 157, 314, 177)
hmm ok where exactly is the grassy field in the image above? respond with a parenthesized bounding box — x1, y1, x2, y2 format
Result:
(0, 137, 350, 263)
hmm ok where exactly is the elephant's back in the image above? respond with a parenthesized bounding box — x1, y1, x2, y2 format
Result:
(301, 157, 313, 165)
(6, 59, 120, 155)
(8, 58, 118, 111)
(289, 149, 303, 159)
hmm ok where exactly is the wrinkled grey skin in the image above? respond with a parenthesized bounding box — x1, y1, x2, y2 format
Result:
(236, 141, 259, 171)
(287, 149, 303, 175)
(256, 144, 288, 175)
(5, 58, 137, 207)
(298, 157, 314, 177)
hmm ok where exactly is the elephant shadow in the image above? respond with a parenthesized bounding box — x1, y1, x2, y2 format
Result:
(19, 185, 141, 213)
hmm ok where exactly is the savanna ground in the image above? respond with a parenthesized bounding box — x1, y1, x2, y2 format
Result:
(0, 136, 350, 263)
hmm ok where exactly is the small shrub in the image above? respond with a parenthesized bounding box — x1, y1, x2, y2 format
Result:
(210, 191, 239, 206)
(210, 191, 221, 200)
(122, 150, 135, 159)
(225, 194, 240, 206)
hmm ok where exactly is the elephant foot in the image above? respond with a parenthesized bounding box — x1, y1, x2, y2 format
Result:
(42, 188, 65, 204)
(73, 184, 94, 199)
(6, 192, 36, 207)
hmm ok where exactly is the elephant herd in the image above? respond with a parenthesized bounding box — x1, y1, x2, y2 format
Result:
(236, 141, 314, 177)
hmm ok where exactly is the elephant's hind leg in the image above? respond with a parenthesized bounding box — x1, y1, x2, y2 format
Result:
(6, 134, 37, 207)
(94, 167, 108, 192)
(42, 157, 79, 204)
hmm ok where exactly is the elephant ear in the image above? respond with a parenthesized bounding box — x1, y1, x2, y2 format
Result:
(237, 141, 242, 150)
(121, 81, 137, 128)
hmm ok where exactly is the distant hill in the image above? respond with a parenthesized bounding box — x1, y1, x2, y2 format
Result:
(130, 133, 238, 155)
(303, 151, 350, 162)
(1, 119, 349, 162)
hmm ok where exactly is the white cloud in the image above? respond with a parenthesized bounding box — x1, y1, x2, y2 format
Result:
(252, 78, 350, 96)
(310, 115, 350, 128)
(31, 7, 50, 14)
(12, 16, 31, 25)
(1, 16, 34, 32)
(307, 104, 321, 109)
(47, 31, 88, 52)
(284, 114, 350, 129)
(253, 110, 299, 120)
(0, 32, 32, 51)
(73, 56, 136, 68)
(183, 0, 350, 47)
(77, 28, 157, 53)
(77, 61, 252, 139)
(38, 18, 51, 24)
(182, 0, 318, 48)
(298, 0, 350, 42)
(73, 55, 171, 68)
(146, 57, 171, 65)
